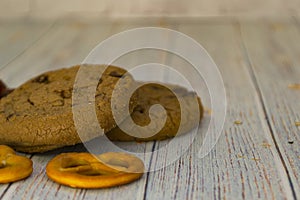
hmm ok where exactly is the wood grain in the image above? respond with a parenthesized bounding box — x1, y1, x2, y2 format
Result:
(0, 19, 299, 200)
(240, 19, 300, 199)
(144, 20, 294, 200)
(0, 20, 53, 69)
(0, 20, 112, 87)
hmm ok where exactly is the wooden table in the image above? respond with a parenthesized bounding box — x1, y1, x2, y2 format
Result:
(0, 18, 299, 200)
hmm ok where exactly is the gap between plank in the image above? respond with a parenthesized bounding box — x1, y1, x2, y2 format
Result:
(143, 142, 157, 200)
(235, 21, 297, 200)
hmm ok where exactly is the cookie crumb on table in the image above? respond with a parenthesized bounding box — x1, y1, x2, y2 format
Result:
(204, 108, 213, 115)
(261, 142, 271, 148)
(288, 83, 300, 89)
(234, 120, 243, 125)
(237, 154, 245, 158)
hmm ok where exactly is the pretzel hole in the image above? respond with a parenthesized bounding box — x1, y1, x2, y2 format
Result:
(60, 157, 89, 168)
(59, 157, 92, 173)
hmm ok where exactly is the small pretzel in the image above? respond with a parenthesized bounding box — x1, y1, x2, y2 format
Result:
(46, 152, 144, 188)
(0, 145, 33, 183)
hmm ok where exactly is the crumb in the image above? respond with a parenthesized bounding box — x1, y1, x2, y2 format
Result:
(295, 121, 300, 126)
(205, 108, 213, 115)
(261, 142, 271, 148)
(237, 154, 245, 158)
(251, 158, 260, 161)
(288, 84, 300, 89)
(234, 120, 243, 125)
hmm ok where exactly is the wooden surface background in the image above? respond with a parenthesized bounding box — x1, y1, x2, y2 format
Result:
(0, 0, 299, 19)
(0, 18, 300, 200)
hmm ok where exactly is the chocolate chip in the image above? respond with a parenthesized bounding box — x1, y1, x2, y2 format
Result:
(6, 113, 14, 121)
(109, 71, 123, 78)
(61, 90, 72, 99)
(97, 78, 103, 87)
(27, 99, 35, 106)
(0, 80, 6, 94)
(150, 85, 161, 90)
(0, 91, 11, 99)
(134, 105, 145, 114)
(54, 89, 71, 99)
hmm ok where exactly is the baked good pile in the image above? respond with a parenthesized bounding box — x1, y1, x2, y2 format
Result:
(0, 64, 203, 188)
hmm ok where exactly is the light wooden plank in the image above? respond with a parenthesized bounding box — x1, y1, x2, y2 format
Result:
(240, 19, 300, 199)
(0, 20, 106, 87)
(0, 19, 169, 200)
(0, 20, 53, 69)
(144, 21, 293, 199)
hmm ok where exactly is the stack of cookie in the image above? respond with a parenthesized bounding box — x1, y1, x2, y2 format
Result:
(0, 65, 203, 153)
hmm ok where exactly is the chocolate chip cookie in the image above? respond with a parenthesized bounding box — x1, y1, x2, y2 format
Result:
(106, 83, 204, 141)
(0, 65, 137, 153)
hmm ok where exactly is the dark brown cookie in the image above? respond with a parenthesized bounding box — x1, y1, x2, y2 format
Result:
(0, 65, 137, 153)
(0, 80, 13, 99)
(106, 83, 204, 141)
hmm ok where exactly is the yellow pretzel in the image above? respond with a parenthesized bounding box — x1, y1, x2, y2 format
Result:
(46, 152, 145, 188)
(0, 145, 33, 183)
